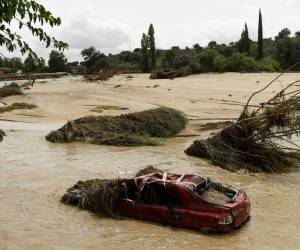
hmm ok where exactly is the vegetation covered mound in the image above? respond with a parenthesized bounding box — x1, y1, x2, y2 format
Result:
(61, 166, 161, 218)
(0, 102, 36, 113)
(0, 130, 5, 142)
(83, 69, 116, 82)
(46, 107, 187, 146)
(0, 83, 24, 98)
(186, 75, 300, 173)
(150, 68, 191, 79)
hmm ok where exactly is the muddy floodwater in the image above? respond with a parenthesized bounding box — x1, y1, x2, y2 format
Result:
(1, 73, 300, 249)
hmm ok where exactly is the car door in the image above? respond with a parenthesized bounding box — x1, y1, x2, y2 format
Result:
(136, 182, 175, 225)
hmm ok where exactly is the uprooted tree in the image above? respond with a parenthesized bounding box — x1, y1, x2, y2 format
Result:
(186, 69, 300, 173)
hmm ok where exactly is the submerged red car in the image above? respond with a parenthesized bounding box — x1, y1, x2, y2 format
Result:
(116, 172, 250, 233)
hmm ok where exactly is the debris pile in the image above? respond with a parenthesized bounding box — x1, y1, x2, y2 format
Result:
(0, 83, 24, 98)
(61, 178, 125, 218)
(150, 69, 190, 79)
(83, 70, 115, 82)
(186, 76, 300, 173)
(61, 166, 160, 217)
(46, 107, 187, 146)
(0, 102, 36, 113)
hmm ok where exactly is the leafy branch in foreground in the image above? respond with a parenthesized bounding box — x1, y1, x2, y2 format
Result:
(0, 0, 68, 58)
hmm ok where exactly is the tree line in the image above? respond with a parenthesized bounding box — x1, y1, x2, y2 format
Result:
(1, 9, 300, 74)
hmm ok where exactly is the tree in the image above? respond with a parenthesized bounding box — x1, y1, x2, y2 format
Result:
(48, 50, 67, 72)
(81, 46, 108, 73)
(141, 33, 149, 72)
(148, 24, 156, 70)
(274, 37, 300, 69)
(208, 41, 217, 49)
(295, 31, 300, 37)
(0, 1, 68, 58)
(238, 23, 251, 55)
(24, 54, 45, 73)
(0, 56, 23, 72)
(257, 9, 263, 59)
(275, 28, 291, 41)
(193, 43, 203, 51)
(162, 49, 176, 68)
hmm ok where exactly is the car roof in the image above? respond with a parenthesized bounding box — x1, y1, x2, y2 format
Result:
(133, 172, 208, 190)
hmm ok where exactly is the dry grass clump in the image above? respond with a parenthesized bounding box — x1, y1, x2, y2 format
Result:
(150, 69, 189, 80)
(0, 102, 36, 113)
(61, 166, 162, 217)
(135, 165, 162, 177)
(0, 83, 24, 98)
(83, 70, 115, 82)
(186, 74, 300, 173)
(46, 107, 187, 146)
(61, 178, 125, 218)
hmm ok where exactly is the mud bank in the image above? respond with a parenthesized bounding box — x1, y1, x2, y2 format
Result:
(0, 73, 300, 249)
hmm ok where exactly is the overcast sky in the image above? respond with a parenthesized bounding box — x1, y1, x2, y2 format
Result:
(2, 0, 300, 62)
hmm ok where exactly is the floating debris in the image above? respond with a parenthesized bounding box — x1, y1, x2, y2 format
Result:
(46, 107, 187, 146)
(186, 75, 300, 173)
(0, 103, 37, 113)
(0, 83, 24, 98)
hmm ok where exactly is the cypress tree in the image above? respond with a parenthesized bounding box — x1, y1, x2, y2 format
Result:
(141, 33, 149, 72)
(257, 9, 263, 59)
(148, 24, 156, 70)
(238, 23, 251, 55)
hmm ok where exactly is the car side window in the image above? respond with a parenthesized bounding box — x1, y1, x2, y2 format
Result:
(139, 183, 181, 207)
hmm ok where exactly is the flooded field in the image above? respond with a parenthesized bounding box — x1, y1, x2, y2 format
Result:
(1, 73, 300, 249)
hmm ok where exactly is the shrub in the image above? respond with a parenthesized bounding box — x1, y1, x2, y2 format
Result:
(189, 61, 202, 73)
(256, 57, 281, 72)
(228, 53, 258, 72)
(198, 49, 219, 71)
(212, 55, 228, 72)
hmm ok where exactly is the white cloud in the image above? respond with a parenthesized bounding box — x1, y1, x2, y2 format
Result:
(56, 18, 133, 61)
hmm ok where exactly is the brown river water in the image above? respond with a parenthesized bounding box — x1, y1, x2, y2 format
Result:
(1, 74, 300, 249)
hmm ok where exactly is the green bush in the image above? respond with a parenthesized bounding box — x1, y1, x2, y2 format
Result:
(198, 49, 219, 71)
(183, 66, 192, 76)
(189, 61, 202, 73)
(212, 55, 228, 72)
(228, 53, 258, 72)
(256, 57, 281, 72)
